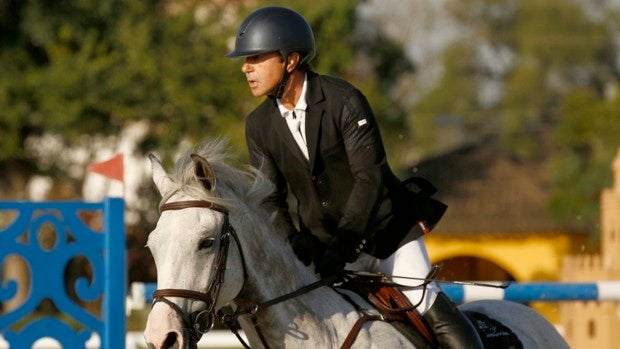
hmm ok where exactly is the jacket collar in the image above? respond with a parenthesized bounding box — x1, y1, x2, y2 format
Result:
(271, 71, 325, 171)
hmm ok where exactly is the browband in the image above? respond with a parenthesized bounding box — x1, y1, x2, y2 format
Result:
(160, 200, 228, 214)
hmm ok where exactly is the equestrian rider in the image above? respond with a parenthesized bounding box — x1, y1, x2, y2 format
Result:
(227, 6, 483, 349)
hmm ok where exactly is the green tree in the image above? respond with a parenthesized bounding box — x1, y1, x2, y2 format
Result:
(1, 0, 409, 162)
(499, 0, 611, 159)
(500, 0, 616, 226)
(551, 88, 620, 230)
(0, 1, 248, 164)
(409, 43, 481, 155)
(406, 0, 618, 229)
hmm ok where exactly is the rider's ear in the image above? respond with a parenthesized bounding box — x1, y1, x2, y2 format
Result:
(191, 154, 216, 192)
(286, 52, 300, 73)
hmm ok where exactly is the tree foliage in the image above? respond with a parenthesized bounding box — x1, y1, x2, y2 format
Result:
(0, 0, 251, 163)
(0, 0, 409, 165)
(407, 0, 619, 226)
(501, 0, 618, 225)
(551, 88, 620, 227)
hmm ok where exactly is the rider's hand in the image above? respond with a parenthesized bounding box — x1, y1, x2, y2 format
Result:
(288, 232, 323, 266)
(314, 248, 346, 279)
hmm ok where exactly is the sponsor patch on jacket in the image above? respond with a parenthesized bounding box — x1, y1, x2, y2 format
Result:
(357, 119, 368, 127)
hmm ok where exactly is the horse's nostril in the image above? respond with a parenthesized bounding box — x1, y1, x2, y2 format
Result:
(163, 332, 179, 348)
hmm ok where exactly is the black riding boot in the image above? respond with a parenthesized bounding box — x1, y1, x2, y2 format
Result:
(423, 292, 484, 349)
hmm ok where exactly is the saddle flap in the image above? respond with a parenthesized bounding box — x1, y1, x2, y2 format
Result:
(342, 276, 437, 347)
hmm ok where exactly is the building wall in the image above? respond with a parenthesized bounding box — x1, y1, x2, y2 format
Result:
(425, 233, 575, 281)
(424, 233, 577, 324)
(560, 148, 620, 349)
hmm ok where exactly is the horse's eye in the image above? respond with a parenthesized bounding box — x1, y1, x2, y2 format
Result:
(198, 237, 215, 250)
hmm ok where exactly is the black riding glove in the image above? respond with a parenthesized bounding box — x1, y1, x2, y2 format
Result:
(288, 232, 324, 266)
(314, 247, 346, 279)
(314, 230, 364, 279)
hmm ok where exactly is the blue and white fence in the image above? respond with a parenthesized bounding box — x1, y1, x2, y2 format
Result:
(0, 199, 125, 349)
(127, 280, 620, 314)
(441, 280, 620, 303)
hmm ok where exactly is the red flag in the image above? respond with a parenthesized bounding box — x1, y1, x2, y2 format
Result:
(87, 154, 124, 182)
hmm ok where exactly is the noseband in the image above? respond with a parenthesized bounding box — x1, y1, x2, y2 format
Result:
(152, 199, 247, 344)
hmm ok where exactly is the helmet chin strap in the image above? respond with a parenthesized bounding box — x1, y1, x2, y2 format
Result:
(272, 53, 291, 99)
(272, 69, 290, 99)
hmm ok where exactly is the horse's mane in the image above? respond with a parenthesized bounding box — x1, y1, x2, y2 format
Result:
(160, 138, 303, 284)
(160, 138, 274, 213)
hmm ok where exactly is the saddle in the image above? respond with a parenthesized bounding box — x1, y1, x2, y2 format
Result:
(339, 275, 437, 349)
(339, 275, 523, 349)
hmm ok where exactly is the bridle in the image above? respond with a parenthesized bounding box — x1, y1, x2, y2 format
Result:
(151, 199, 330, 349)
(152, 199, 247, 347)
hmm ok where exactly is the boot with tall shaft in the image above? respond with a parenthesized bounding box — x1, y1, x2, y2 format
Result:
(422, 292, 484, 349)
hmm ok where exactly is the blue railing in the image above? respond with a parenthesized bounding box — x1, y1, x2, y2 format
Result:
(127, 280, 620, 312)
(441, 280, 620, 303)
(0, 199, 125, 349)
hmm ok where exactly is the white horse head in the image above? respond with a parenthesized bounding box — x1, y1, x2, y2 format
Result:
(144, 138, 281, 348)
(143, 139, 569, 349)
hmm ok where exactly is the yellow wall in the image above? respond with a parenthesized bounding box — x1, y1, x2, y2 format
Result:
(424, 233, 574, 281)
(423, 232, 578, 324)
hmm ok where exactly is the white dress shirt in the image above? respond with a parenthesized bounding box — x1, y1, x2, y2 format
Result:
(277, 74, 309, 160)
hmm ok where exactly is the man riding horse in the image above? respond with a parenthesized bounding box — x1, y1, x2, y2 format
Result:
(226, 6, 483, 348)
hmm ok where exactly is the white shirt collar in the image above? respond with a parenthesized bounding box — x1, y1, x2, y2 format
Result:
(277, 73, 308, 117)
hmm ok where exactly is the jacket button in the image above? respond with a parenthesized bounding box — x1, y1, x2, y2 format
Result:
(321, 201, 328, 207)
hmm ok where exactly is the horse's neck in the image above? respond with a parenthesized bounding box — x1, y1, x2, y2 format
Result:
(235, 273, 355, 348)
(231, 203, 317, 306)
(232, 220, 357, 347)
(236, 230, 319, 307)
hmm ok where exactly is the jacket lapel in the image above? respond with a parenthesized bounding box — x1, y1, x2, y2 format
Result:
(305, 72, 325, 173)
(270, 101, 310, 165)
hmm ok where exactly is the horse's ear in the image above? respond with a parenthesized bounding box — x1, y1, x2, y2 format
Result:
(149, 153, 173, 196)
(191, 154, 216, 192)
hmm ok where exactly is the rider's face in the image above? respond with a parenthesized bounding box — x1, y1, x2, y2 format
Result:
(241, 52, 285, 97)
